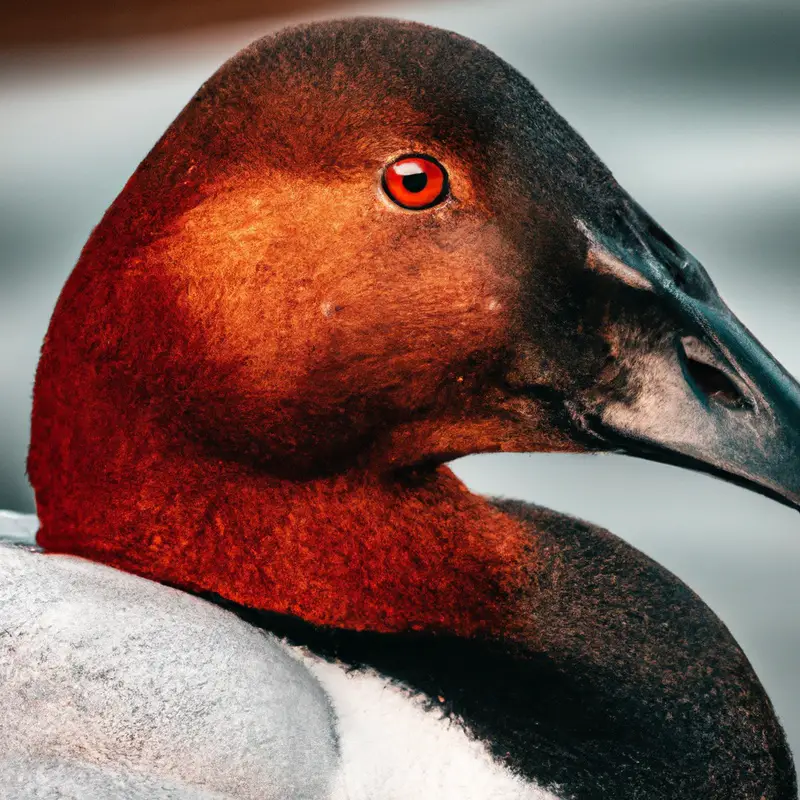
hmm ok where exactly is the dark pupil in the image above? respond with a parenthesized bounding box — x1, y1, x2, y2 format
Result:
(402, 171, 428, 193)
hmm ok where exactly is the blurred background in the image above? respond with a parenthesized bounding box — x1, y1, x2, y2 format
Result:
(1, 0, 798, 759)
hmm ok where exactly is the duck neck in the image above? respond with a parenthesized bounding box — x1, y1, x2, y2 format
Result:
(37, 446, 533, 636)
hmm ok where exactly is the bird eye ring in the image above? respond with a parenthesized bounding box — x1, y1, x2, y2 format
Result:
(382, 155, 449, 210)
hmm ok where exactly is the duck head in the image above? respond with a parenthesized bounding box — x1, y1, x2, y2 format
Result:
(28, 18, 800, 629)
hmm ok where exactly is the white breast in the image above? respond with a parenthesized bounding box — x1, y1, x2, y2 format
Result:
(296, 651, 563, 800)
(0, 540, 339, 799)
(0, 514, 562, 799)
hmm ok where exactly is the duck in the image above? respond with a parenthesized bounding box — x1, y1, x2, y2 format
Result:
(2, 15, 799, 800)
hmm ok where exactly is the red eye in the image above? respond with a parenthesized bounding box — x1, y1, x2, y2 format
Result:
(382, 155, 449, 210)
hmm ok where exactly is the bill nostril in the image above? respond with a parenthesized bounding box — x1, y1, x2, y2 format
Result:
(684, 358, 747, 409)
(678, 337, 751, 410)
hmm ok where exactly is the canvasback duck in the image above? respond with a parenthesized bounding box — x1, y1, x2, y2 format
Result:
(2, 16, 799, 799)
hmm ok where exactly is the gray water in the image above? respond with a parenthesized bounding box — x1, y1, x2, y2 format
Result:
(1, 0, 798, 759)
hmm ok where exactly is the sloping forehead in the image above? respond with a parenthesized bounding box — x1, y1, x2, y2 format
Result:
(185, 20, 515, 166)
(120, 18, 624, 248)
(192, 19, 618, 209)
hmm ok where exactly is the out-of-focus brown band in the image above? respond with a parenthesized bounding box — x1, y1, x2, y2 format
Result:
(1, 0, 362, 49)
